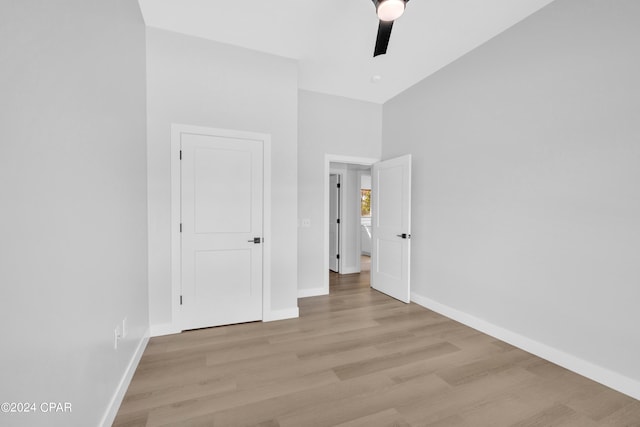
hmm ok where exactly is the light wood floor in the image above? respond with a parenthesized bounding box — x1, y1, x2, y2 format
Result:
(114, 257, 639, 426)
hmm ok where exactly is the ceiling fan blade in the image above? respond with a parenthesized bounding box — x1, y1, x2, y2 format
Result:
(374, 20, 394, 57)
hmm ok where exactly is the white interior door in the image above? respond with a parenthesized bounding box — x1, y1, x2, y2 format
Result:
(371, 155, 411, 303)
(329, 174, 340, 272)
(181, 133, 263, 330)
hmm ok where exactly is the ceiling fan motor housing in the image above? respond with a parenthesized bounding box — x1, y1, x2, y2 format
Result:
(373, 0, 408, 22)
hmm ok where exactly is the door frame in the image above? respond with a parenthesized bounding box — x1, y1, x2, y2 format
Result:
(171, 124, 272, 332)
(323, 154, 379, 295)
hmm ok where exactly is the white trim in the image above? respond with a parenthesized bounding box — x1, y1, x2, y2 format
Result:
(263, 307, 299, 322)
(298, 287, 328, 298)
(324, 155, 379, 294)
(99, 329, 149, 427)
(170, 125, 182, 333)
(262, 136, 273, 322)
(150, 322, 181, 337)
(340, 267, 360, 275)
(410, 293, 640, 401)
(171, 124, 272, 332)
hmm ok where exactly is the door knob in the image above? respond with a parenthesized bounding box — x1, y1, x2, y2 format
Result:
(396, 233, 411, 239)
(248, 237, 262, 244)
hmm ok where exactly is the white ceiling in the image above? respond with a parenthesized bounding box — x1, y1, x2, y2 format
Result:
(138, 0, 555, 104)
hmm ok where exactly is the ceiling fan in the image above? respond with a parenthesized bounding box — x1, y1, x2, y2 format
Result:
(371, 0, 409, 57)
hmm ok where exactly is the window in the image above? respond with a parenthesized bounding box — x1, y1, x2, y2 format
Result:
(361, 189, 371, 217)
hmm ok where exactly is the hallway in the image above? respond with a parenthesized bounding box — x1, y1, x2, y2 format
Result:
(329, 255, 371, 293)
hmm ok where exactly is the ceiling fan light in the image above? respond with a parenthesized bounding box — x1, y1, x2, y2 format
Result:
(377, 0, 405, 22)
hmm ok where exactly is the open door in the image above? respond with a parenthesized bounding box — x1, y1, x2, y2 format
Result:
(371, 155, 411, 303)
(328, 174, 341, 272)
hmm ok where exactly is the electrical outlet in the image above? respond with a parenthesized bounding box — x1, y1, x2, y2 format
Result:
(114, 324, 122, 350)
(301, 218, 311, 228)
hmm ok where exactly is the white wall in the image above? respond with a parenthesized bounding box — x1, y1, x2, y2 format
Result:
(383, 0, 640, 396)
(146, 28, 299, 330)
(298, 90, 382, 295)
(361, 174, 372, 191)
(0, 1, 148, 426)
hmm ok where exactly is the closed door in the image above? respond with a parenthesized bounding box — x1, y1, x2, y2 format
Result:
(371, 155, 412, 303)
(181, 133, 263, 330)
(329, 174, 341, 272)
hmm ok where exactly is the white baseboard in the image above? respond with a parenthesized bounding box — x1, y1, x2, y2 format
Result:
(298, 287, 328, 298)
(150, 322, 181, 337)
(99, 328, 149, 427)
(410, 293, 640, 401)
(340, 267, 360, 275)
(263, 307, 299, 322)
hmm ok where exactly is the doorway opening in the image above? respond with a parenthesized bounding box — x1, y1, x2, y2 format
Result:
(323, 153, 413, 303)
(326, 159, 374, 294)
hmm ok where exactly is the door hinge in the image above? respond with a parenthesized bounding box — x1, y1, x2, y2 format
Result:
(337, 218, 340, 224)
(179, 150, 182, 160)
(337, 183, 341, 188)
(336, 254, 340, 259)
(180, 223, 182, 233)
(180, 295, 183, 305)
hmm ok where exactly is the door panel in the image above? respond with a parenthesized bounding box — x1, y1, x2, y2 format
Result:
(377, 239, 402, 279)
(371, 155, 412, 303)
(181, 133, 263, 330)
(377, 165, 403, 229)
(193, 147, 252, 233)
(194, 250, 252, 298)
